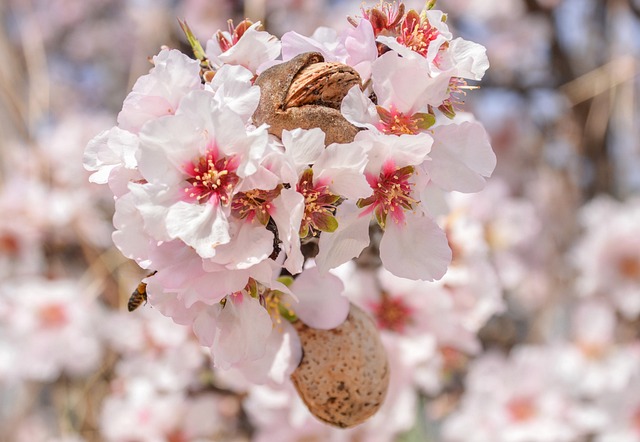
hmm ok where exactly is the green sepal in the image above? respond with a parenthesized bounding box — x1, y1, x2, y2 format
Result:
(357, 195, 376, 209)
(277, 275, 295, 287)
(245, 278, 259, 298)
(256, 210, 271, 226)
(278, 303, 298, 323)
(414, 112, 436, 130)
(374, 206, 387, 230)
(178, 19, 207, 61)
(314, 213, 339, 233)
(438, 102, 457, 119)
(316, 192, 342, 206)
(299, 222, 310, 239)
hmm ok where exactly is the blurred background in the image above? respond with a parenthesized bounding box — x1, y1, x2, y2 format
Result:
(1, 0, 640, 441)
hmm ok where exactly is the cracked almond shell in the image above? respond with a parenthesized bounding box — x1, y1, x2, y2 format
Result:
(253, 52, 361, 145)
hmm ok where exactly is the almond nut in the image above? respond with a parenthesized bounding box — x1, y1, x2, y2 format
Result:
(290, 303, 390, 428)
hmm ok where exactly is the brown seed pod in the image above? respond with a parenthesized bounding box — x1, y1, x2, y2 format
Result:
(290, 303, 390, 428)
(253, 52, 362, 145)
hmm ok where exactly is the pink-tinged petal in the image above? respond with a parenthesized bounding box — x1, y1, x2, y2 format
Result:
(118, 95, 176, 134)
(358, 131, 433, 174)
(314, 141, 371, 200)
(209, 64, 261, 121)
(84, 127, 138, 184)
(192, 306, 219, 346)
(165, 201, 230, 258)
(235, 321, 302, 384)
(344, 19, 377, 81)
(146, 277, 203, 326)
(289, 267, 349, 329)
(380, 211, 451, 281)
(376, 35, 421, 61)
(316, 203, 371, 273)
(340, 85, 380, 130)
(128, 182, 177, 241)
(426, 120, 496, 193)
(270, 188, 305, 274)
(372, 51, 450, 112)
(209, 221, 273, 269)
(208, 23, 281, 74)
(281, 128, 325, 173)
(212, 293, 273, 370)
(112, 192, 155, 268)
(281, 28, 347, 62)
(138, 113, 202, 186)
(216, 113, 269, 179)
(117, 49, 201, 133)
(424, 10, 452, 64)
(108, 167, 140, 199)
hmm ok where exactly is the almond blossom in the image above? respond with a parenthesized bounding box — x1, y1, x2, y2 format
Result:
(205, 20, 281, 74)
(83, 0, 495, 388)
(317, 129, 453, 281)
(0, 278, 104, 382)
(571, 196, 640, 318)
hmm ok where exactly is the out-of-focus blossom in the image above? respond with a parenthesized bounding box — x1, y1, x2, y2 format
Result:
(442, 347, 590, 442)
(0, 278, 104, 382)
(571, 196, 640, 318)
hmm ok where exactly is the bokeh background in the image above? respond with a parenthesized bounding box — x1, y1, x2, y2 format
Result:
(1, 0, 640, 441)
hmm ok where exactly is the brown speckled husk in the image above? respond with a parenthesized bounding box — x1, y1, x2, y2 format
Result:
(290, 303, 390, 428)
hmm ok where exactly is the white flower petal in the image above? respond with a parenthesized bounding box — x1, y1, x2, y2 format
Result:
(212, 293, 273, 370)
(165, 201, 230, 258)
(426, 120, 496, 193)
(235, 321, 302, 384)
(316, 203, 371, 273)
(380, 211, 451, 281)
(270, 188, 305, 274)
(340, 85, 380, 130)
(289, 267, 349, 329)
(314, 141, 371, 200)
(281, 128, 326, 172)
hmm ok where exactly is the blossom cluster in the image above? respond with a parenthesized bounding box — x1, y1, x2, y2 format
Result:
(84, 0, 495, 383)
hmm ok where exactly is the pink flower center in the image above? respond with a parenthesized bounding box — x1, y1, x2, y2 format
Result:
(38, 303, 68, 328)
(297, 169, 340, 237)
(506, 397, 537, 423)
(358, 163, 417, 228)
(360, 2, 405, 38)
(231, 186, 282, 225)
(439, 77, 472, 119)
(632, 407, 640, 433)
(183, 149, 239, 206)
(397, 11, 440, 57)
(371, 294, 413, 333)
(578, 341, 607, 360)
(376, 106, 422, 135)
(618, 255, 640, 280)
(0, 233, 19, 255)
(440, 346, 468, 372)
(216, 19, 253, 52)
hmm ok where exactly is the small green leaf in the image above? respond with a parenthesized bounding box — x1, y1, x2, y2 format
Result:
(425, 0, 438, 11)
(178, 19, 207, 61)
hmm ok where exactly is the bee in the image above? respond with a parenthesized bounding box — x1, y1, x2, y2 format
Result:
(127, 271, 156, 312)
